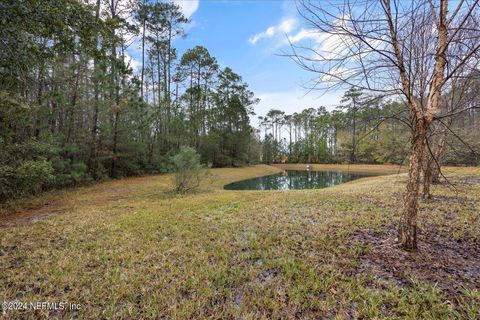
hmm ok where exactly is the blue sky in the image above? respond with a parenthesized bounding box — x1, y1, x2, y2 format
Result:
(127, 0, 343, 124)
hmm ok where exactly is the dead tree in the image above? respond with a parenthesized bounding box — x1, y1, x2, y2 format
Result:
(288, 0, 480, 250)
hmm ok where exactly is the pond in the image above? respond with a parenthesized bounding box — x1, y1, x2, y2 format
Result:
(224, 170, 378, 190)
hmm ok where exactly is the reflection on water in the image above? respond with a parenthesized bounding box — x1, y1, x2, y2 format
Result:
(224, 170, 376, 190)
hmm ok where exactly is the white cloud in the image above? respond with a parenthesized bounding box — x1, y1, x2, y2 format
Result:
(318, 32, 355, 60)
(278, 19, 296, 33)
(286, 29, 323, 44)
(249, 18, 297, 45)
(173, 0, 199, 19)
(285, 15, 379, 63)
(320, 67, 354, 82)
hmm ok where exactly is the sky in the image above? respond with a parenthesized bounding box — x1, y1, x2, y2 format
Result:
(126, 0, 344, 125)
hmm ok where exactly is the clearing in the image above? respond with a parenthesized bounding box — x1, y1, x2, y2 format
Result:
(1, 164, 479, 319)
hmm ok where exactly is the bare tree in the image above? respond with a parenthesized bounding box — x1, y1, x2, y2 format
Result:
(287, 0, 480, 250)
(422, 69, 479, 198)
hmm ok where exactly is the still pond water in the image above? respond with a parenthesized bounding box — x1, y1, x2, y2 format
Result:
(224, 170, 378, 190)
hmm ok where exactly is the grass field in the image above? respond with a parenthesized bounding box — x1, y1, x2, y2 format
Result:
(1, 164, 479, 319)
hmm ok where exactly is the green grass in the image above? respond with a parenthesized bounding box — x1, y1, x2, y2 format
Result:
(1, 164, 479, 319)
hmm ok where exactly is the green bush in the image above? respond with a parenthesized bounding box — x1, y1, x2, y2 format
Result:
(0, 160, 55, 201)
(0, 160, 54, 201)
(17, 160, 55, 196)
(171, 146, 207, 193)
(0, 165, 16, 201)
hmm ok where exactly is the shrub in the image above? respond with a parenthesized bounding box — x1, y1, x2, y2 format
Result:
(0, 165, 16, 201)
(171, 146, 207, 193)
(17, 160, 55, 195)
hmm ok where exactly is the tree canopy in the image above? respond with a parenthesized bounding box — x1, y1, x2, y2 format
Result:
(0, 0, 261, 200)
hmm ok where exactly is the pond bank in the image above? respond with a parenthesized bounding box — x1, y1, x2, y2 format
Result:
(272, 163, 407, 174)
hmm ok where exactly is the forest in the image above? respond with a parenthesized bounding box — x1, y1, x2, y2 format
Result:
(260, 85, 480, 166)
(2, 0, 478, 203)
(1, 0, 260, 201)
(1, 0, 480, 318)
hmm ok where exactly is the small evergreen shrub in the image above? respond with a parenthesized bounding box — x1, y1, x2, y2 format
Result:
(15, 160, 54, 197)
(171, 146, 207, 193)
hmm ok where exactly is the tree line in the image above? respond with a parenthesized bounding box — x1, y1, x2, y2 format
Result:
(260, 88, 408, 165)
(259, 85, 479, 169)
(0, 0, 260, 201)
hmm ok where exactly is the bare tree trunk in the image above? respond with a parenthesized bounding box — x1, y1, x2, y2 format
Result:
(427, 123, 450, 187)
(110, 111, 119, 178)
(423, 83, 456, 195)
(399, 125, 426, 250)
(35, 54, 45, 138)
(156, 35, 163, 142)
(166, 24, 172, 133)
(431, 158, 442, 184)
(151, 66, 156, 106)
(89, 0, 101, 179)
(66, 53, 80, 144)
(422, 126, 447, 196)
(422, 153, 433, 199)
(140, 0, 146, 98)
(351, 100, 356, 163)
(289, 124, 292, 157)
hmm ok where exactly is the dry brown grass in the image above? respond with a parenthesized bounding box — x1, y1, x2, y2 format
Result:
(0, 164, 479, 319)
